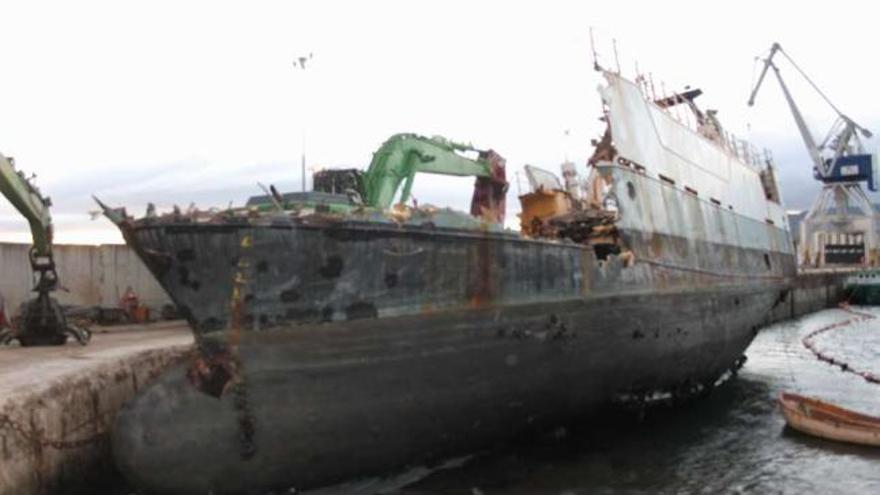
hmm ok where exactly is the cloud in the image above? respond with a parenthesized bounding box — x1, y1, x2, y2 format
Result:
(0, 1, 877, 244)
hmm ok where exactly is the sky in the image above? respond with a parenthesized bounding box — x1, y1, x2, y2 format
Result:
(0, 1, 877, 244)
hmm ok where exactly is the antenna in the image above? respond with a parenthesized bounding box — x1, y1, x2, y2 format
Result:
(634, 61, 645, 96)
(589, 27, 601, 71)
(293, 52, 315, 192)
(563, 128, 571, 163)
(612, 38, 621, 74)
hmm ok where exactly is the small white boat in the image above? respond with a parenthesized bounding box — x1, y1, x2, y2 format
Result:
(779, 392, 880, 447)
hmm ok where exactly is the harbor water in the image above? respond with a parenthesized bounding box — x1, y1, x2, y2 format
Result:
(396, 307, 880, 494)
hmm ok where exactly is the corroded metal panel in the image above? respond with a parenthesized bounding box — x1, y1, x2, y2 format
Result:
(600, 73, 789, 231)
(114, 285, 783, 494)
(605, 166, 793, 255)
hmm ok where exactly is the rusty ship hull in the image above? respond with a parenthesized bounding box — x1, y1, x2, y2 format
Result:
(112, 202, 793, 493)
(108, 71, 797, 494)
(115, 289, 782, 494)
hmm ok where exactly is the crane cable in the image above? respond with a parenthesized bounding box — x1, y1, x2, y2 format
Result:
(776, 47, 846, 119)
(777, 46, 871, 141)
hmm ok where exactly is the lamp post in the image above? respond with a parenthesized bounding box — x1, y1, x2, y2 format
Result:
(293, 53, 313, 192)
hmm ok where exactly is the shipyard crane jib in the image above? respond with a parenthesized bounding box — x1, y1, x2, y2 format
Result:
(748, 42, 875, 187)
(748, 42, 879, 267)
(748, 44, 826, 178)
(0, 153, 90, 345)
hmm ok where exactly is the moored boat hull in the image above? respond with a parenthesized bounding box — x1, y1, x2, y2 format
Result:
(114, 286, 779, 494)
(845, 270, 880, 305)
(779, 392, 880, 447)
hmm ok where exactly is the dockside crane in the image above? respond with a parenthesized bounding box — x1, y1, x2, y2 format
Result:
(0, 153, 91, 345)
(748, 42, 878, 267)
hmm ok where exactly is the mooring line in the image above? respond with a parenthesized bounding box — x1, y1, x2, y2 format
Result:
(801, 304, 880, 385)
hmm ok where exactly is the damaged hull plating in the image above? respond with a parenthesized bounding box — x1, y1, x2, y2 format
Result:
(109, 72, 797, 494)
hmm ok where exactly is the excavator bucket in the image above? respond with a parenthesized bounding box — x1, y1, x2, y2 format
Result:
(1, 293, 91, 346)
(17, 294, 91, 346)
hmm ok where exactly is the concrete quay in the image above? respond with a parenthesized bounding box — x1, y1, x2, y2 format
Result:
(0, 322, 193, 495)
(766, 270, 852, 325)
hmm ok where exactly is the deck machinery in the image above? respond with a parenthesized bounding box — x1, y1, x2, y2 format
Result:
(749, 42, 878, 268)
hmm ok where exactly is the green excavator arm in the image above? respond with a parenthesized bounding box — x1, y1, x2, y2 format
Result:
(0, 153, 53, 259)
(362, 133, 499, 209)
(262, 133, 507, 221)
(0, 153, 90, 346)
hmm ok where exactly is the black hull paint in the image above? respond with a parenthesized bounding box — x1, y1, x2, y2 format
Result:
(121, 218, 794, 336)
(113, 283, 783, 494)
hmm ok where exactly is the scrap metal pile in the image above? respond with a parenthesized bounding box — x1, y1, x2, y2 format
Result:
(517, 163, 620, 256)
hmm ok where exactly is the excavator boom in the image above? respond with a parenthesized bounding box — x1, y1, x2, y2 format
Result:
(0, 152, 90, 346)
(364, 134, 489, 207)
(0, 153, 53, 258)
(361, 133, 508, 222)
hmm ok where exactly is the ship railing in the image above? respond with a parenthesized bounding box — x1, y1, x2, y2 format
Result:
(589, 31, 777, 172)
(722, 132, 775, 171)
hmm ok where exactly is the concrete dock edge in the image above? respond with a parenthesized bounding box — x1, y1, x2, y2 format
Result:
(0, 324, 192, 495)
(766, 271, 849, 325)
